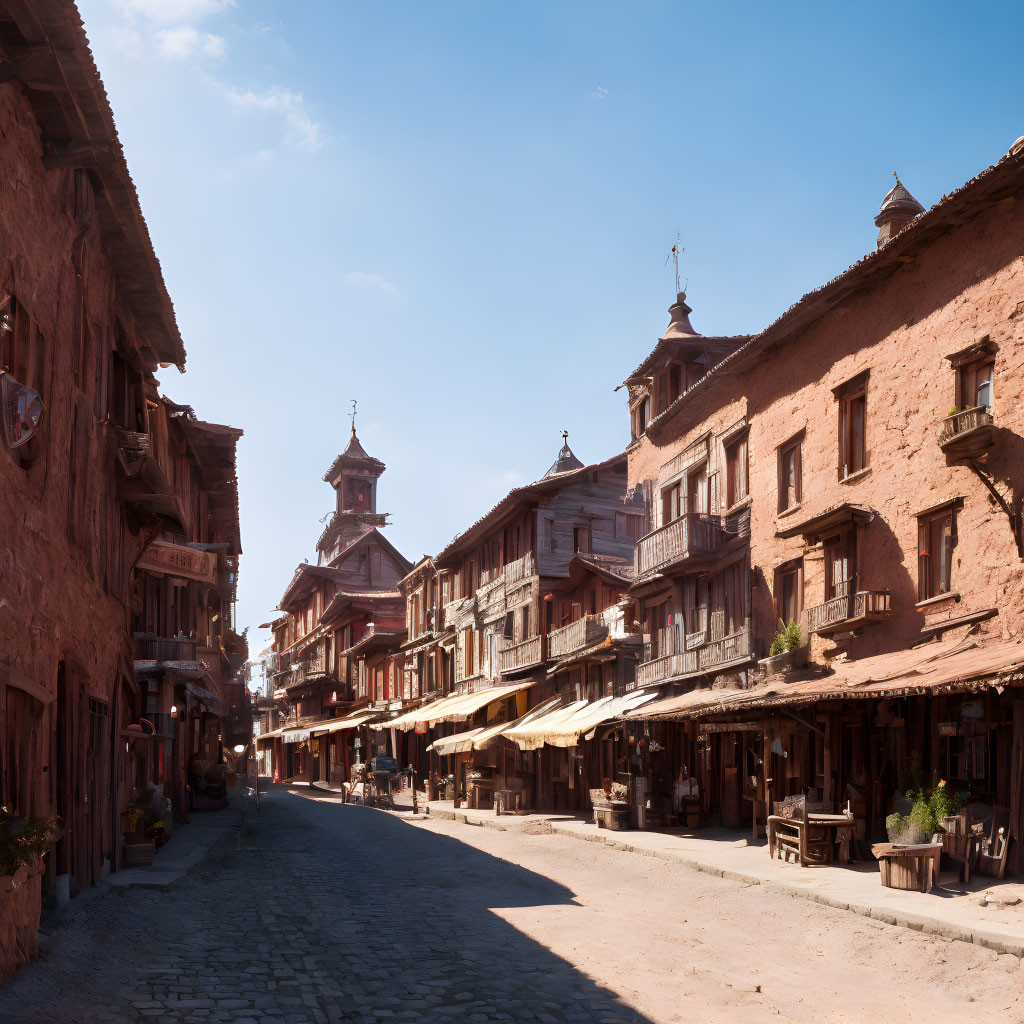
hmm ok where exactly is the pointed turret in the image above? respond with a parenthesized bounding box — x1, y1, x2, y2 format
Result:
(874, 175, 925, 247)
(660, 291, 701, 341)
(323, 428, 386, 512)
(543, 432, 585, 479)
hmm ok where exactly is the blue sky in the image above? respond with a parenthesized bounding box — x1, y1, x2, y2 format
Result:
(77, 0, 1024, 651)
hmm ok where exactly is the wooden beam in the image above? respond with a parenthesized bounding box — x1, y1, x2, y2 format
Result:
(0, 660, 55, 705)
(781, 708, 825, 739)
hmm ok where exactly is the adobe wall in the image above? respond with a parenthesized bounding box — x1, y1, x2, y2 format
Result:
(0, 81, 141, 724)
(627, 183, 1024, 660)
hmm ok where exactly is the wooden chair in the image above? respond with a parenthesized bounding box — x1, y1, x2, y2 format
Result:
(967, 804, 1011, 879)
(767, 795, 832, 866)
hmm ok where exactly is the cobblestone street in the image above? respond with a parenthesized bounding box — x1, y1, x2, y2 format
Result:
(3, 788, 1023, 1023)
(0, 789, 650, 1024)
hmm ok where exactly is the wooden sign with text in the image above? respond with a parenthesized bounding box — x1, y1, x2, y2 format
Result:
(138, 539, 218, 585)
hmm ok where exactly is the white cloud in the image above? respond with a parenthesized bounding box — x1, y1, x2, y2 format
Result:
(342, 271, 396, 294)
(226, 86, 327, 152)
(592, 86, 609, 100)
(114, 0, 236, 25)
(156, 25, 226, 59)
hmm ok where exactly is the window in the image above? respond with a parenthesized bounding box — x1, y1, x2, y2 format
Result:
(823, 535, 852, 600)
(661, 481, 682, 523)
(370, 550, 382, 582)
(573, 525, 591, 554)
(615, 511, 644, 540)
(918, 507, 955, 601)
(631, 395, 650, 440)
(775, 562, 802, 628)
(724, 434, 748, 508)
(687, 463, 709, 514)
(958, 357, 994, 411)
(777, 437, 802, 512)
(837, 375, 868, 479)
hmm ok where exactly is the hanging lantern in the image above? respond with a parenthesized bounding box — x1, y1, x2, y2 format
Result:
(0, 371, 43, 449)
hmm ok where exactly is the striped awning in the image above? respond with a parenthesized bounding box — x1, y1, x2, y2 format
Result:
(372, 679, 536, 732)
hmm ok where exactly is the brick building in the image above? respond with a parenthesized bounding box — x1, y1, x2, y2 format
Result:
(0, 3, 242, 980)
(623, 142, 1024, 864)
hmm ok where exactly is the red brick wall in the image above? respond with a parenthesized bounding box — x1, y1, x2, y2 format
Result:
(628, 183, 1024, 660)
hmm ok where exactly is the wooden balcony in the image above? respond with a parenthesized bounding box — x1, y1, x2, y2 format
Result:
(499, 634, 544, 674)
(113, 428, 150, 477)
(697, 627, 753, 671)
(133, 633, 197, 664)
(684, 606, 708, 649)
(807, 587, 890, 636)
(937, 406, 995, 460)
(504, 551, 536, 586)
(635, 649, 698, 688)
(547, 615, 608, 659)
(636, 514, 729, 577)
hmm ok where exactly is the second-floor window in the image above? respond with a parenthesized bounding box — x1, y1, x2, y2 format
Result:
(573, 525, 591, 554)
(724, 434, 748, 508)
(837, 374, 868, 480)
(958, 356, 994, 411)
(775, 561, 802, 628)
(777, 437, 802, 512)
(661, 481, 682, 523)
(918, 506, 955, 601)
(823, 535, 853, 600)
(615, 511, 644, 540)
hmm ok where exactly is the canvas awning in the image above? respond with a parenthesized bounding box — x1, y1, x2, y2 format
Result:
(281, 728, 311, 744)
(425, 698, 563, 755)
(503, 691, 660, 750)
(372, 680, 536, 732)
(309, 712, 378, 736)
(628, 631, 1024, 722)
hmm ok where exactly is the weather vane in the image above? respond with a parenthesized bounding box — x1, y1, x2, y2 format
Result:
(561, 429, 569, 444)
(665, 230, 685, 294)
(350, 399, 357, 434)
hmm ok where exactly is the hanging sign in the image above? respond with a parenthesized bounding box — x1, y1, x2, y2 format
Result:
(137, 539, 218, 585)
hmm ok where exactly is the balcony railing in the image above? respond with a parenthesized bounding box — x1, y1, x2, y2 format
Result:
(698, 627, 752, 670)
(114, 428, 150, 477)
(636, 514, 728, 576)
(133, 633, 197, 663)
(807, 585, 890, 635)
(499, 634, 544, 673)
(547, 615, 608, 659)
(937, 406, 995, 458)
(635, 649, 698, 688)
(684, 606, 707, 650)
(504, 552, 536, 586)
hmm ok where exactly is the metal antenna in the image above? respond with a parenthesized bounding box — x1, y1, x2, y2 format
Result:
(350, 399, 357, 434)
(664, 231, 685, 294)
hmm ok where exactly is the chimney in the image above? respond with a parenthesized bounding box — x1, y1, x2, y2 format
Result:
(874, 174, 924, 248)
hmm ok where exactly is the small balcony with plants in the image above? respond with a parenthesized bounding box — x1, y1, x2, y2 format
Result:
(937, 405, 995, 460)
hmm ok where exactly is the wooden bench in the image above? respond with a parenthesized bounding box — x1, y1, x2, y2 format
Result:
(767, 796, 833, 866)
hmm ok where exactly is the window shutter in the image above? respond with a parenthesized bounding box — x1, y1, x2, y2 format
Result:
(917, 520, 929, 601)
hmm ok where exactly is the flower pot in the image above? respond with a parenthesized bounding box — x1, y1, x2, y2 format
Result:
(758, 645, 810, 675)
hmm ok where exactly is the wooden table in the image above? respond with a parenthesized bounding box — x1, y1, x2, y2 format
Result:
(872, 842, 943, 893)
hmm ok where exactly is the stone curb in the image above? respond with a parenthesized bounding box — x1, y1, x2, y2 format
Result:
(408, 805, 1024, 958)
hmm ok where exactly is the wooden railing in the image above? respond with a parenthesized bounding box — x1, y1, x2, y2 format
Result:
(807, 588, 890, 633)
(133, 633, 197, 663)
(547, 615, 608, 658)
(635, 649, 698, 688)
(684, 606, 708, 649)
(938, 406, 993, 447)
(698, 627, 752, 670)
(499, 634, 543, 673)
(660, 437, 709, 480)
(504, 552, 536, 586)
(636, 514, 727, 576)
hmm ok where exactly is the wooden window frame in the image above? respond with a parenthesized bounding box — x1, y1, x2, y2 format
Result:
(773, 560, 803, 629)
(956, 356, 994, 413)
(724, 432, 749, 509)
(917, 503, 957, 602)
(777, 432, 803, 513)
(836, 373, 868, 480)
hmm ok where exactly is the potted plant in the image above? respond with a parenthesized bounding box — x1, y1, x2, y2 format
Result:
(759, 620, 808, 674)
(0, 812, 63, 889)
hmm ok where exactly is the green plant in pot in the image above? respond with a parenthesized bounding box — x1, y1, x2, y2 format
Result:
(769, 620, 803, 657)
